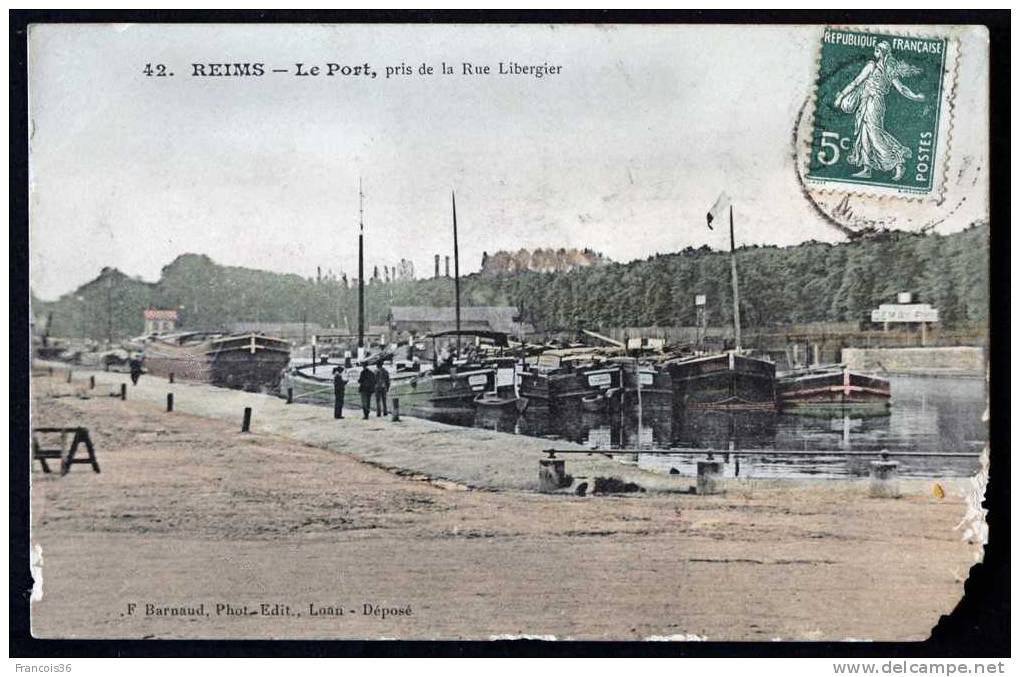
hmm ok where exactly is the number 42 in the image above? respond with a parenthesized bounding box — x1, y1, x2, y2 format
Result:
(142, 63, 170, 77)
(816, 131, 850, 166)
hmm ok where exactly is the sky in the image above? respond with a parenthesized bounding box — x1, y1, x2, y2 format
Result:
(28, 23, 989, 299)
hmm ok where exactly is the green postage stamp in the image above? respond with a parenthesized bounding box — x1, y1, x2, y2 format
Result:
(804, 28, 957, 199)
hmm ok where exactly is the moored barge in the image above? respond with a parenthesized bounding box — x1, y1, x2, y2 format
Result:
(144, 332, 291, 391)
(519, 351, 623, 412)
(777, 365, 891, 415)
(665, 351, 776, 411)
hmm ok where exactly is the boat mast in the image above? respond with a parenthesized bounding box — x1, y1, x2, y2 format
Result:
(452, 190, 461, 358)
(729, 204, 742, 352)
(358, 178, 365, 355)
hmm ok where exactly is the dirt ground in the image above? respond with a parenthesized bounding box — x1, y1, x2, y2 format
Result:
(28, 372, 981, 640)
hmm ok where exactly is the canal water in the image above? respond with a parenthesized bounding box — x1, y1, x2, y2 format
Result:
(458, 376, 987, 479)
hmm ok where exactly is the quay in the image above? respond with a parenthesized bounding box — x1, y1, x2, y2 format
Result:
(32, 361, 691, 493)
(29, 364, 984, 640)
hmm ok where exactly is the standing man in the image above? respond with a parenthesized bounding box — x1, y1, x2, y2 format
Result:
(358, 365, 376, 420)
(128, 355, 143, 386)
(332, 366, 346, 419)
(374, 363, 391, 417)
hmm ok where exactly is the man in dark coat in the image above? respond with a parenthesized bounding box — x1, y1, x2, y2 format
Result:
(374, 364, 391, 417)
(358, 366, 376, 420)
(332, 367, 346, 419)
(129, 356, 143, 385)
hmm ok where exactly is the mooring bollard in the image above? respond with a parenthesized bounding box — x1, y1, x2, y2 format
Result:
(539, 458, 570, 493)
(869, 460, 901, 498)
(120, 383, 127, 401)
(241, 407, 252, 433)
(169, 372, 175, 384)
(696, 460, 724, 495)
(66, 370, 73, 384)
(89, 375, 95, 389)
(391, 397, 400, 422)
(48, 366, 53, 376)
(286, 387, 293, 404)
(166, 393, 174, 412)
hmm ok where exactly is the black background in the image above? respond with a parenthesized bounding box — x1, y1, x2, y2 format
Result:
(9, 9, 1010, 658)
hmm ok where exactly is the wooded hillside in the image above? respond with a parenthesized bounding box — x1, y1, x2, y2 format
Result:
(34, 223, 989, 340)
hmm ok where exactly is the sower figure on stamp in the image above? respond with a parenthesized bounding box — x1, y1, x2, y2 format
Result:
(358, 366, 376, 420)
(332, 366, 346, 419)
(834, 41, 925, 181)
(374, 363, 390, 417)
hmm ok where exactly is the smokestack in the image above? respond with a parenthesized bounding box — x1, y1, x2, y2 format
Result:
(434, 254, 440, 279)
(445, 256, 450, 277)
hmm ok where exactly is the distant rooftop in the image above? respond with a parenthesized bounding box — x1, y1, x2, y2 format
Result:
(389, 306, 532, 335)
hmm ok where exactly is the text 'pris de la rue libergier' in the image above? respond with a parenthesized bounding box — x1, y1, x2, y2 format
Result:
(141, 61, 563, 80)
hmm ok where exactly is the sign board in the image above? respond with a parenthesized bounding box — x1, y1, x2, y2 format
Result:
(896, 292, 914, 304)
(695, 294, 707, 306)
(495, 368, 515, 388)
(627, 337, 667, 350)
(587, 372, 613, 387)
(537, 354, 562, 369)
(639, 372, 654, 386)
(468, 374, 489, 387)
(871, 304, 939, 323)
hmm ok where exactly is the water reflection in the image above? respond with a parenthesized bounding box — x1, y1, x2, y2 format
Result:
(456, 376, 986, 479)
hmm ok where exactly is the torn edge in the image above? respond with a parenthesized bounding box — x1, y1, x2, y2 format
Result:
(30, 542, 44, 602)
(954, 365, 990, 560)
(644, 634, 707, 641)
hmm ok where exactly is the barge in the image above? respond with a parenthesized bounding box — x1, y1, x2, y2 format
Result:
(665, 351, 776, 411)
(143, 332, 291, 391)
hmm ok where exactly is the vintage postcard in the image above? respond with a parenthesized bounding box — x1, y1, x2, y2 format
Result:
(25, 21, 993, 644)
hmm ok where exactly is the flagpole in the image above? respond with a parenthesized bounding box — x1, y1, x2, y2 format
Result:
(729, 204, 742, 352)
(358, 178, 365, 356)
(452, 191, 461, 358)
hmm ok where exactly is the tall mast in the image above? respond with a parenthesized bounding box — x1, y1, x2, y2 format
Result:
(452, 191, 461, 357)
(729, 204, 742, 351)
(358, 178, 365, 352)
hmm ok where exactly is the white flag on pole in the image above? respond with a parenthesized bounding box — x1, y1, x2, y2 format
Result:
(706, 191, 731, 230)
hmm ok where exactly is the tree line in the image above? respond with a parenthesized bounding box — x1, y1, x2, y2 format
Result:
(34, 222, 988, 341)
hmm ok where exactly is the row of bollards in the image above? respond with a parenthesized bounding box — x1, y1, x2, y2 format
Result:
(692, 458, 900, 497)
(72, 367, 404, 443)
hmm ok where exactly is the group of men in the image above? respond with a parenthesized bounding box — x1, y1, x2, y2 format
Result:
(331, 363, 391, 420)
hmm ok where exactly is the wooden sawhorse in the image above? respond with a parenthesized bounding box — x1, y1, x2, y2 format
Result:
(32, 427, 100, 475)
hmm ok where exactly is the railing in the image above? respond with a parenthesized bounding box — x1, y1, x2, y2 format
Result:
(542, 448, 981, 460)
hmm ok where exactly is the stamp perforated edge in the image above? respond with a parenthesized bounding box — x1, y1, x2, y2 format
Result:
(798, 25, 960, 204)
